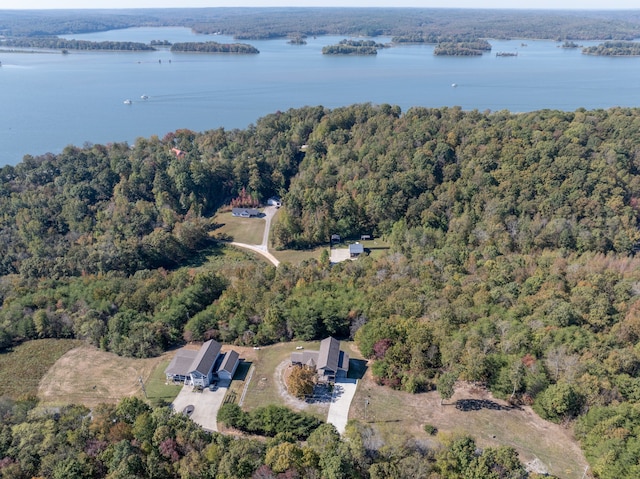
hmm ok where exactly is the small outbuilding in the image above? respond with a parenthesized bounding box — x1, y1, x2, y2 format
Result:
(349, 243, 364, 257)
(217, 350, 240, 380)
(267, 197, 282, 207)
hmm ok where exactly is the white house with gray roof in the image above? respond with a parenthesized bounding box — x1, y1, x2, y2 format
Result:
(165, 340, 240, 387)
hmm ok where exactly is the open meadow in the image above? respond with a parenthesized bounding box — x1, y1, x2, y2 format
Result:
(0, 339, 82, 399)
(37, 343, 173, 407)
(350, 366, 589, 479)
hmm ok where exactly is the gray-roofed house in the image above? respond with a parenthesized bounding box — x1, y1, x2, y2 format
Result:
(165, 340, 242, 387)
(188, 339, 222, 388)
(165, 349, 198, 384)
(217, 350, 240, 380)
(349, 243, 364, 257)
(290, 337, 349, 383)
(232, 207, 260, 218)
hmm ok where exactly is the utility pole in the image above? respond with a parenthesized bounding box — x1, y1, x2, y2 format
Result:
(139, 376, 147, 399)
(364, 398, 369, 422)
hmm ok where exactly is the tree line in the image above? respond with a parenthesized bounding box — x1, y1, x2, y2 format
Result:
(0, 394, 533, 479)
(1, 38, 154, 51)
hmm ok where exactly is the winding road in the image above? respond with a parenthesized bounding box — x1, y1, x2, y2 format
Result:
(231, 206, 280, 267)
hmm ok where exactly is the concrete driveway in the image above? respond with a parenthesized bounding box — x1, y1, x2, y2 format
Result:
(171, 380, 229, 432)
(327, 378, 358, 434)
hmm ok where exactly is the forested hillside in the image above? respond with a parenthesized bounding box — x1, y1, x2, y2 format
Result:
(2, 104, 640, 476)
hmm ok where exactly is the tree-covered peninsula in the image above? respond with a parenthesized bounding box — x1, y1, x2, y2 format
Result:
(169, 41, 259, 54)
(0, 37, 154, 51)
(582, 40, 640, 56)
(2, 104, 640, 477)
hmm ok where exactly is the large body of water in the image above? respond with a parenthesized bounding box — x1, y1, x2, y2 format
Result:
(1, 27, 639, 165)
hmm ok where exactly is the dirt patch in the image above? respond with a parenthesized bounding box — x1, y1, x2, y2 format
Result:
(38, 344, 171, 407)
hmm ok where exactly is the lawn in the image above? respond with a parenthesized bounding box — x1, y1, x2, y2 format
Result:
(0, 339, 82, 399)
(212, 211, 265, 245)
(145, 358, 183, 405)
(272, 246, 326, 265)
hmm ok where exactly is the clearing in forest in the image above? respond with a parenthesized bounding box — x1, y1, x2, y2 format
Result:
(351, 365, 589, 479)
(38, 344, 171, 407)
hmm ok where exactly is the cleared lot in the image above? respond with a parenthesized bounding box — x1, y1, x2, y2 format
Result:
(171, 380, 230, 432)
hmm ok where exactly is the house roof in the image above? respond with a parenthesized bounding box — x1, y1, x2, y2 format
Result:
(219, 350, 240, 374)
(318, 337, 341, 373)
(232, 207, 260, 216)
(165, 349, 198, 377)
(349, 243, 364, 254)
(189, 340, 222, 376)
(291, 350, 319, 366)
(338, 350, 349, 371)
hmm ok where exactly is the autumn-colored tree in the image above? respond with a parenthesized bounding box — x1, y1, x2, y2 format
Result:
(286, 365, 316, 399)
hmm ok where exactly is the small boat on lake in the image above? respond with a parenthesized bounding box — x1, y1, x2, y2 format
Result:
(141, 95, 149, 100)
(123, 99, 132, 105)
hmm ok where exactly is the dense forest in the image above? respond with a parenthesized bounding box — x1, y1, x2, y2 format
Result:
(582, 40, 640, 56)
(4, 8, 640, 41)
(2, 104, 640, 476)
(169, 41, 259, 54)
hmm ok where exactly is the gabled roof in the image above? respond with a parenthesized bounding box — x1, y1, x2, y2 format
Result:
(219, 350, 240, 374)
(189, 340, 222, 376)
(318, 337, 341, 373)
(165, 349, 198, 377)
(232, 207, 260, 216)
(349, 243, 364, 254)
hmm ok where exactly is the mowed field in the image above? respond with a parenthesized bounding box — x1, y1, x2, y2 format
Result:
(213, 211, 265, 245)
(37, 343, 174, 407)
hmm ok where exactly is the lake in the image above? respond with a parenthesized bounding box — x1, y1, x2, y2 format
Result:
(1, 26, 639, 165)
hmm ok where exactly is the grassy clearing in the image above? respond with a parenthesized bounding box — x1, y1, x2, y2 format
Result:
(38, 344, 171, 407)
(145, 358, 183, 405)
(0, 339, 82, 399)
(350, 372, 588, 479)
(272, 246, 326, 265)
(213, 211, 265, 245)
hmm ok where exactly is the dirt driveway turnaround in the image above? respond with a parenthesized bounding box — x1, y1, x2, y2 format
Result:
(327, 378, 358, 434)
(171, 380, 229, 432)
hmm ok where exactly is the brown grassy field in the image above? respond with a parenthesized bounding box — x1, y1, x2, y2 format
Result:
(350, 364, 589, 479)
(0, 339, 82, 399)
(37, 344, 173, 407)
